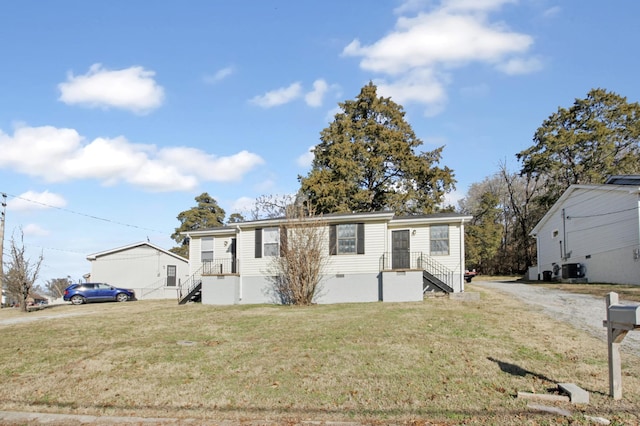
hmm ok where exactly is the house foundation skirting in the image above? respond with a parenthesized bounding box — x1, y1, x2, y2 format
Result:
(200, 271, 427, 305)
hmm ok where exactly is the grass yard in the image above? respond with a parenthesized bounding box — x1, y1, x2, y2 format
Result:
(0, 284, 639, 425)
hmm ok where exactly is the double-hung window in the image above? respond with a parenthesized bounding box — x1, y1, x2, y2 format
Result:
(430, 225, 449, 256)
(330, 223, 364, 255)
(262, 227, 280, 257)
(201, 237, 214, 262)
(337, 224, 357, 254)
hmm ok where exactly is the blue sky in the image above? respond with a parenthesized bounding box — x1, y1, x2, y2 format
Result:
(1, 0, 639, 286)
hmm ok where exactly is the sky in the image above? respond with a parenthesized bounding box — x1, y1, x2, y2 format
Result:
(1, 0, 640, 286)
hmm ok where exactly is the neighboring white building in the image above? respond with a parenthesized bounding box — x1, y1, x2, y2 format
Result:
(529, 176, 640, 284)
(87, 242, 189, 300)
(180, 211, 472, 305)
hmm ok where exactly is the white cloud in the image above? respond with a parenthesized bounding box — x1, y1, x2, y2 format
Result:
(324, 106, 343, 123)
(543, 6, 561, 18)
(343, 0, 538, 115)
(7, 190, 67, 212)
(304, 79, 329, 107)
(249, 82, 302, 108)
(296, 145, 316, 168)
(376, 68, 448, 108)
(159, 147, 264, 182)
(0, 125, 264, 192)
(231, 196, 256, 214)
(495, 56, 543, 75)
(22, 223, 50, 237)
(204, 66, 235, 84)
(58, 63, 165, 114)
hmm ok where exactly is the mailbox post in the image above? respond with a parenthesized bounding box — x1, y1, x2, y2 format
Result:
(603, 292, 640, 399)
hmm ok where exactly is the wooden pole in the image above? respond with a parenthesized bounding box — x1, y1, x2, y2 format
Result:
(606, 292, 624, 400)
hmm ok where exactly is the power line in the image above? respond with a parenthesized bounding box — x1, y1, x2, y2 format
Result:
(2, 192, 167, 234)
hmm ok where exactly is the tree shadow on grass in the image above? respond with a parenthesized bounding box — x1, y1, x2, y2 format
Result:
(487, 357, 607, 396)
(487, 357, 556, 382)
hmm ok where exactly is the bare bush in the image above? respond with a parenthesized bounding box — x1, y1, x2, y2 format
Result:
(267, 208, 328, 305)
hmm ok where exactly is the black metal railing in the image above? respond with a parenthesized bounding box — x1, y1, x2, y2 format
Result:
(379, 252, 426, 271)
(201, 258, 238, 275)
(379, 252, 456, 292)
(417, 254, 455, 292)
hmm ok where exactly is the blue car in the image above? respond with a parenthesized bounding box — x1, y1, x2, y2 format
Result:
(63, 283, 135, 305)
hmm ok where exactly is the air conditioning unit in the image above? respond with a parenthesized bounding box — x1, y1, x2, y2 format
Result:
(562, 263, 584, 279)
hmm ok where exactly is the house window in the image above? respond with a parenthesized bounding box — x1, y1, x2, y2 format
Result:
(201, 237, 214, 262)
(552, 229, 559, 238)
(430, 225, 449, 256)
(337, 224, 357, 254)
(263, 227, 280, 257)
(330, 223, 365, 255)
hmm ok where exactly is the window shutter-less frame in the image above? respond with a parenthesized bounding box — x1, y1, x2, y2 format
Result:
(329, 224, 337, 255)
(255, 228, 262, 258)
(356, 223, 365, 254)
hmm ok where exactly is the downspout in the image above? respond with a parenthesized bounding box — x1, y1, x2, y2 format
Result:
(460, 219, 465, 293)
(236, 225, 242, 302)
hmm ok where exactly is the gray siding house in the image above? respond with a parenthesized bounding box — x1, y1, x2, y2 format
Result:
(529, 176, 640, 285)
(87, 242, 189, 299)
(180, 211, 472, 305)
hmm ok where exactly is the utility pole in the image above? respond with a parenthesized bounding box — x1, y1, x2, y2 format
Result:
(0, 193, 6, 308)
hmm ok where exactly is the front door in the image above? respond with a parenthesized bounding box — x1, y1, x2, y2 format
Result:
(392, 230, 410, 269)
(230, 238, 237, 273)
(166, 265, 177, 286)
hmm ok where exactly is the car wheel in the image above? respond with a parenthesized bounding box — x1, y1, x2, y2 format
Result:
(70, 295, 85, 305)
(116, 293, 129, 302)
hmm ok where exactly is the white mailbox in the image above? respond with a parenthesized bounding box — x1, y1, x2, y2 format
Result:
(608, 304, 640, 327)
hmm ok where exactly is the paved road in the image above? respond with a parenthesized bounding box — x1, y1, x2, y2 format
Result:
(474, 281, 640, 356)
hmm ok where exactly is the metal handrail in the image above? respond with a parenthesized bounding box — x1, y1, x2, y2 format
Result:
(379, 252, 426, 271)
(418, 254, 455, 290)
(178, 264, 204, 301)
(379, 252, 455, 290)
(201, 258, 238, 275)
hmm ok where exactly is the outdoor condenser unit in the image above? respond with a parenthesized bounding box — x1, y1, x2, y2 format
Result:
(562, 263, 585, 279)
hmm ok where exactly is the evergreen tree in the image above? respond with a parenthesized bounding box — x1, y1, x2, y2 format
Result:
(170, 193, 225, 258)
(517, 88, 640, 208)
(299, 82, 455, 215)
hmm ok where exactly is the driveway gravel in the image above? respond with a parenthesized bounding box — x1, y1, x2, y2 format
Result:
(474, 281, 640, 356)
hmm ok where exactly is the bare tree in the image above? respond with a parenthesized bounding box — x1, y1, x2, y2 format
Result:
(4, 229, 44, 312)
(266, 206, 328, 305)
(251, 194, 297, 220)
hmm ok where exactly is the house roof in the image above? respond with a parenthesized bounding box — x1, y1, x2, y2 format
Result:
(184, 211, 472, 237)
(529, 183, 640, 236)
(86, 241, 188, 262)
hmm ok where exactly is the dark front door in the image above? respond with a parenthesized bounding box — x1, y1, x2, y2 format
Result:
(392, 230, 410, 269)
(167, 265, 177, 286)
(230, 238, 237, 273)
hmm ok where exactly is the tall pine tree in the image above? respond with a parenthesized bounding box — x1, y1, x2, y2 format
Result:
(299, 82, 455, 215)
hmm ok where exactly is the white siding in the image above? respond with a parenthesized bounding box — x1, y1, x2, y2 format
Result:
(326, 221, 387, 274)
(90, 245, 188, 299)
(188, 212, 471, 304)
(535, 186, 640, 284)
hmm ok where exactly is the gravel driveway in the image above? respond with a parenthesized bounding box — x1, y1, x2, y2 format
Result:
(474, 281, 640, 356)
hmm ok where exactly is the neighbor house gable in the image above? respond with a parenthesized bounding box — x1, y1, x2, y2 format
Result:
(87, 241, 187, 263)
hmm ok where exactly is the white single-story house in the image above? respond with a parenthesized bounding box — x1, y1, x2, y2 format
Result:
(87, 241, 189, 300)
(529, 175, 640, 285)
(180, 211, 472, 305)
